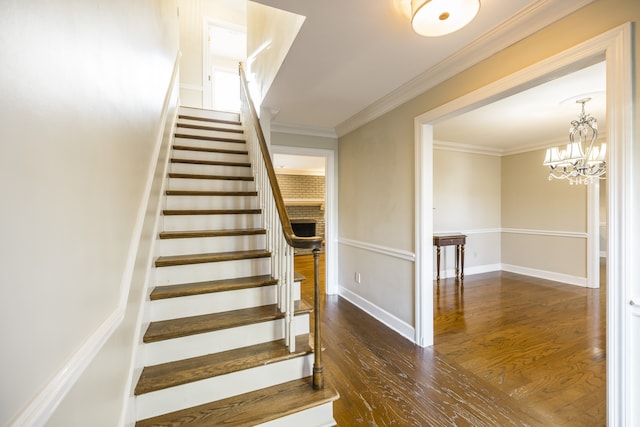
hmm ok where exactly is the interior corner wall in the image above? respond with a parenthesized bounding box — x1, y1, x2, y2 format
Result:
(337, 0, 639, 337)
(0, 1, 179, 426)
(433, 148, 502, 277)
(501, 149, 587, 278)
(178, 0, 245, 108)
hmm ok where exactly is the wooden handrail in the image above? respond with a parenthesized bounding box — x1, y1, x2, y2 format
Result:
(238, 64, 322, 251)
(239, 63, 324, 390)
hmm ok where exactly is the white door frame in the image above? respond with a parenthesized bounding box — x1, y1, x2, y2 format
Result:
(271, 145, 339, 296)
(414, 23, 634, 425)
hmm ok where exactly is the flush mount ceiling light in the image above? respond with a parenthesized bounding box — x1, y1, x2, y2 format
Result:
(411, 0, 480, 37)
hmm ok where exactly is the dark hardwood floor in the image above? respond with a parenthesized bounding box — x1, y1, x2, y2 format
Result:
(295, 254, 606, 426)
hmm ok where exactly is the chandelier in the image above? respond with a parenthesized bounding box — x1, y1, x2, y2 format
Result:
(543, 97, 606, 185)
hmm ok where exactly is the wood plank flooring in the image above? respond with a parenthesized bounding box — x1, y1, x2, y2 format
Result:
(295, 254, 606, 426)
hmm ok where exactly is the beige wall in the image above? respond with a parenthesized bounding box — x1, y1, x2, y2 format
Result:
(0, 1, 179, 425)
(501, 149, 588, 277)
(433, 148, 502, 274)
(338, 0, 640, 327)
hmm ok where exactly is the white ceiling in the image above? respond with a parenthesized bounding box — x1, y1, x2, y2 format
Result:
(435, 61, 606, 154)
(209, 1, 603, 159)
(250, 0, 598, 145)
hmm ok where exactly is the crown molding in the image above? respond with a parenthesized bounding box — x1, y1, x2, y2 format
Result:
(434, 140, 503, 156)
(271, 121, 338, 139)
(335, 0, 596, 137)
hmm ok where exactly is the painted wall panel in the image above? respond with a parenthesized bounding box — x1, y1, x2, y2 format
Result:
(0, 1, 179, 425)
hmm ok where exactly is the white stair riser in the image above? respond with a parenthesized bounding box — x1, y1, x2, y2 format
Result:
(177, 119, 243, 132)
(165, 195, 258, 210)
(179, 107, 240, 122)
(149, 282, 301, 322)
(162, 213, 262, 232)
(170, 162, 252, 177)
(171, 149, 249, 163)
(175, 127, 245, 141)
(174, 136, 247, 152)
(154, 257, 270, 285)
(144, 314, 309, 365)
(136, 354, 314, 421)
(158, 234, 266, 256)
(150, 285, 277, 321)
(256, 403, 336, 427)
(167, 177, 254, 192)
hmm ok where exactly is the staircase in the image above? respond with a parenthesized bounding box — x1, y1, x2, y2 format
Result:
(134, 107, 338, 426)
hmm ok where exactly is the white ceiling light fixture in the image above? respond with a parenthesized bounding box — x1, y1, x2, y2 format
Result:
(543, 97, 606, 185)
(411, 0, 480, 37)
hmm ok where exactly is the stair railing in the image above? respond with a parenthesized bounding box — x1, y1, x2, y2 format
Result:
(239, 63, 324, 390)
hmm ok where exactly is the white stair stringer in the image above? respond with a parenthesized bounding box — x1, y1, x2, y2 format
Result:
(149, 281, 301, 322)
(144, 313, 310, 366)
(179, 106, 240, 122)
(162, 212, 262, 232)
(167, 177, 255, 192)
(154, 257, 271, 285)
(136, 354, 314, 421)
(157, 234, 266, 256)
(256, 403, 337, 427)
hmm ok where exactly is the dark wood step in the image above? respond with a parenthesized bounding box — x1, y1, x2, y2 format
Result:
(174, 133, 245, 144)
(155, 249, 270, 268)
(165, 190, 257, 197)
(143, 300, 312, 343)
(168, 172, 254, 181)
(177, 122, 244, 134)
(135, 377, 339, 427)
(150, 275, 278, 300)
(172, 144, 248, 155)
(135, 334, 312, 395)
(159, 228, 266, 239)
(178, 114, 241, 126)
(162, 208, 261, 216)
(170, 158, 251, 167)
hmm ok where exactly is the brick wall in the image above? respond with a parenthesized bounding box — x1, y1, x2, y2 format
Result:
(276, 174, 326, 241)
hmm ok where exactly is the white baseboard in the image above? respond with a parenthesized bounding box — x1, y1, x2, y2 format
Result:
(10, 309, 124, 427)
(338, 286, 415, 343)
(502, 263, 587, 287)
(435, 263, 502, 279)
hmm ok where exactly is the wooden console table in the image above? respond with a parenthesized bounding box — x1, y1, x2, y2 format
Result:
(433, 234, 466, 283)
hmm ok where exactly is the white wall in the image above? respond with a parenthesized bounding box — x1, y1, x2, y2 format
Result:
(0, 1, 179, 425)
(178, 0, 246, 108)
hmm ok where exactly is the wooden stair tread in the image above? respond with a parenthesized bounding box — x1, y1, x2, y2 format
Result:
(150, 275, 278, 300)
(170, 158, 251, 167)
(168, 172, 253, 181)
(172, 145, 248, 155)
(176, 123, 244, 133)
(135, 335, 312, 395)
(143, 300, 312, 343)
(174, 133, 245, 144)
(162, 208, 261, 216)
(136, 377, 338, 427)
(178, 114, 241, 126)
(155, 249, 270, 268)
(159, 228, 266, 239)
(165, 190, 257, 197)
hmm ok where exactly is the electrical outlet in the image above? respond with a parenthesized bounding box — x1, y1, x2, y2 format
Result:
(354, 272, 361, 284)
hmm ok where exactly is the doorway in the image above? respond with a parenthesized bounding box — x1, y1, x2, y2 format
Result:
(414, 24, 633, 425)
(272, 146, 338, 296)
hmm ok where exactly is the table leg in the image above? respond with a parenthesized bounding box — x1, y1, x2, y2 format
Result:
(461, 244, 465, 281)
(455, 245, 460, 279)
(436, 246, 441, 282)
